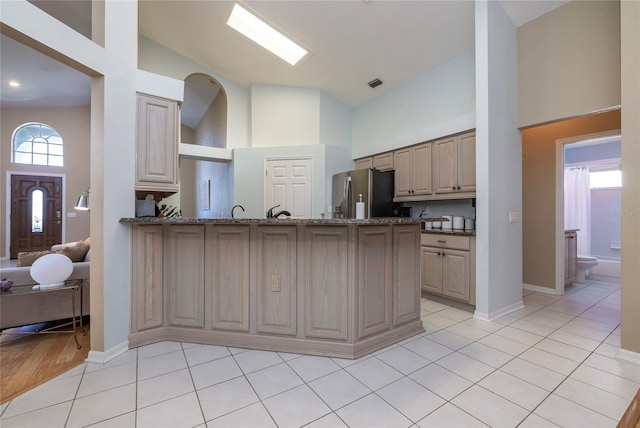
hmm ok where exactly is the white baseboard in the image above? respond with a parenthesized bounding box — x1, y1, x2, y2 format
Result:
(523, 283, 560, 295)
(474, 300, 525, 321)
(617, 348, 640, 366)
(85, 340, 129, 364)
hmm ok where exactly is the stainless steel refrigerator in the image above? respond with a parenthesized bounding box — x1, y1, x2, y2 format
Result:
(331, 169, 394, 219)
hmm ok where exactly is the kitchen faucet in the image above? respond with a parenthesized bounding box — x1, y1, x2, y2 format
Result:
(231, 204, 245, 219)
(266, 204, 292, 218)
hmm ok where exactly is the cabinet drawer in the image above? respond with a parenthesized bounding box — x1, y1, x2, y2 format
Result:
(421, 234, 469, 250)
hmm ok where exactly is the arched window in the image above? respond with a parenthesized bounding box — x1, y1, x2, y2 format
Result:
(12, 122, 64, 166)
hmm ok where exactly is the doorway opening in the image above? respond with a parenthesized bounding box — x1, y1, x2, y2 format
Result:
(556, 130, 621, 294)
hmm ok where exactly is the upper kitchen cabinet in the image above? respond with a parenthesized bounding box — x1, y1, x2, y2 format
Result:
(373, 152, 394, 171)
(354, 152, 394, 171)
(355, 157, 373, 170)
(433, 131, 476, 195)
(135, 93, 179, 194)
(394, 142, 432, 198)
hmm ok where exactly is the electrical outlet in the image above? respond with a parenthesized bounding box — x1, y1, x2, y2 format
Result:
(509, 211, 518, 223)
(271, 274, 281, 292)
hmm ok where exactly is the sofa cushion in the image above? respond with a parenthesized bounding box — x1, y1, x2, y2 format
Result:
(61, 242, 90, 262)
(16, 250, 56, 267)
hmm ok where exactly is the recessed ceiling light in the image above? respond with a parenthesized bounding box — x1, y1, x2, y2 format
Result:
(8, 81, 21, 87)
(227, 3, 308, 66)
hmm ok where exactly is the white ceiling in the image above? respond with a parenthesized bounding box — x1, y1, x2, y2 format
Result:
(1, 0, 568, 121)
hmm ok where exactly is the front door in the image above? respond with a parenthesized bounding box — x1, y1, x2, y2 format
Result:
(10, 175, 63, 258)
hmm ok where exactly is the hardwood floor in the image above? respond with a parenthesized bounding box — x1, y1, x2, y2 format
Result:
(0, 320, 90, 404)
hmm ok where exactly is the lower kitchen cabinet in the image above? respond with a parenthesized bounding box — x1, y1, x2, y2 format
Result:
(420, 233, 475, 305)
(127, 220, 424, 359)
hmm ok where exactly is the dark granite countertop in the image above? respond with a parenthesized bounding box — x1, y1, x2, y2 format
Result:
(120, 217, 422, 225)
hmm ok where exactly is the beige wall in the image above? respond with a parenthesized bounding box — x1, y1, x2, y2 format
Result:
(518, 0, 621, 128)
(1, 106, 91, 259)
(620, 0, 640, 354)
(522, 110, 621, 289)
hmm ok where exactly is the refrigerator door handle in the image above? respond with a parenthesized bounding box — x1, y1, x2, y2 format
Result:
(344, 176, 352, 218)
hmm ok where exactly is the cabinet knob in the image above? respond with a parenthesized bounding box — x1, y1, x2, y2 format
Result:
(452, 187, 456, 190)
(437, 252, 441, 256)
(442, 252, 446, 256)
(457, 186, 461, 190)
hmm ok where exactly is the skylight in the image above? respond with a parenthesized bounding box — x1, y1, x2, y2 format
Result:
(226, 3, 308, 66)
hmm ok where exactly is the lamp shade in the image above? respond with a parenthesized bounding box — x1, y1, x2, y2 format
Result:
(30, 254, 73, 289)
(75, 189, 90, 210)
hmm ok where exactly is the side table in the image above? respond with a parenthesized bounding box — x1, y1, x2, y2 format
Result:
(0, 279, 85, 348)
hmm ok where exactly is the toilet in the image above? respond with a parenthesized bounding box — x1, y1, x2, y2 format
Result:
(576, 256, 599, 282)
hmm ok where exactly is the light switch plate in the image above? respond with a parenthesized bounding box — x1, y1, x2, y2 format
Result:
(509, 211, 518, 223)
(67, 212, 77, 218)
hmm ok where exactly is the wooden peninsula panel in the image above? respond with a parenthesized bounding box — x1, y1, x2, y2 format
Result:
(124, 218, 423, 359)
(207, 225, 250, 332)
(166, 225, 205, 328)
(256, 225, 297, 336)
(132, 224, 163, 331)
(304, 226, 349, 341)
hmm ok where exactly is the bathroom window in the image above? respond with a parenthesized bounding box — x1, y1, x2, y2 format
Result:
(590, 170, 621, 189)
(12, 122, 64, 167)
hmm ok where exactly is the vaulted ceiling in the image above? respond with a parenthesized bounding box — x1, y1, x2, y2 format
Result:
(1, 0, 568, 120)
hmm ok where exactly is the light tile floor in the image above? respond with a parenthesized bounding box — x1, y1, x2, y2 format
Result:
(1, 280, 638, 428)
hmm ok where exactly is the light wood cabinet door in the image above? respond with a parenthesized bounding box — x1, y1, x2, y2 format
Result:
(394, 148, 413, 196)
(166, 225, 205, 328)
(207, 225, 250, 332)
(393, 225, 421, 326)
(412, 143, 432, 195)
(132, 225, 164, 332)
(355, 157, 373, 170)
(457, 132, 476, 192)
(421, 246, 443, 294)
(373, 152, 394, 171)
(256, 226, 297, 336)
(305, 226, 349, 340)
(433, 137, 457, 194)
(442, 249, 470, 301)
(358, 226, 392, 339)
(136, 93, 179, 192)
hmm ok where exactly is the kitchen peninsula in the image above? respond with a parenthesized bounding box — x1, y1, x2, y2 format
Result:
(121, 217, 423, 359)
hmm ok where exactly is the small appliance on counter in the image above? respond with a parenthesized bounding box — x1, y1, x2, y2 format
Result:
(465, 218, 476, 231)
(452, 216, 465, 230)
(441, 215, 453, 230)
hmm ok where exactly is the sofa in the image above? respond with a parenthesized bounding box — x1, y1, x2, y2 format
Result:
(0, 242, 90, 330)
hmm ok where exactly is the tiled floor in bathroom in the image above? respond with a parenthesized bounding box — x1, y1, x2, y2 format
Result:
(1, 280, 637, 428)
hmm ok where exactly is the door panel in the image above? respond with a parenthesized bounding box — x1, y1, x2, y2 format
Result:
(442, 249, 470, 301)
(433, 137, 457, 194)
(10, 175, 63, 258)
(457, 132, 476, 192)
(420, 247, 443, 294)
(413, 143, 432, 195)
(265, 158, 312, 218)
(394, 148, 412, 196)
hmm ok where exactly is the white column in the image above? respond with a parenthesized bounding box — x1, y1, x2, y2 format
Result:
(474, 0, 524, 319)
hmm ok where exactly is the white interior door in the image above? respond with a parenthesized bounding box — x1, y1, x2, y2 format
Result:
(264, 157, 313, 218)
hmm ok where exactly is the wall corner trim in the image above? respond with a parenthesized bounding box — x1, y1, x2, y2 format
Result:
(617, 348, 640, 366)
(85, 340, 130, 364)
(473, 300, 524, 322)
(523, 283, 561, 296)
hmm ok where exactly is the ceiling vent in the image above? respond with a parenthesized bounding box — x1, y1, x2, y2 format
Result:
(368, 78, 383, 88)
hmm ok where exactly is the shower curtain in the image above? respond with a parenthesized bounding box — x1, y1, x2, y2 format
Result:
(564, 166, 591, 256)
